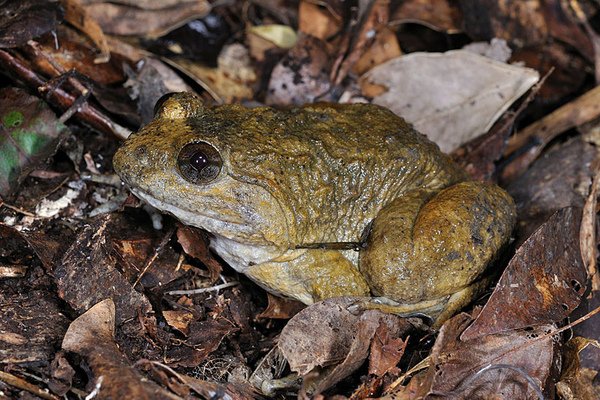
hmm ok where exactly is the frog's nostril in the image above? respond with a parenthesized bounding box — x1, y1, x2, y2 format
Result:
(132, 145, 152, 167)
(134, 145, 148, 158)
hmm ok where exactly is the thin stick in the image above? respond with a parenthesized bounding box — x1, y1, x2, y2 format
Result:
(505, 84, 600, 156)
(166, 281, 239, 295)
(132, 225, 176, 288)
(0, 202, 36, 217)
(0, 371, 59, 400)
(0, 49, 130, 139)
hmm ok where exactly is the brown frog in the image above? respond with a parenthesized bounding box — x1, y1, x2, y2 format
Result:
(113, 92, 516, 324)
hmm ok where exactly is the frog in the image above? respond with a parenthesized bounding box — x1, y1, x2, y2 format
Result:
(113, 92, 516, 325)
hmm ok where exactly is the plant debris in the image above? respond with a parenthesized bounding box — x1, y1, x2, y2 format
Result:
(0, 1, 599, 399)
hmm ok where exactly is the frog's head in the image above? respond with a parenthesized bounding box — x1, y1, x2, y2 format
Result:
(113, 92, 291, 251)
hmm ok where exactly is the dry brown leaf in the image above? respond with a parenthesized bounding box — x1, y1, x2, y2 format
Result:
(451, 75, 539, 182)
(451, 108, 516, 182)
(462, 207, 587, 341)
(246, 25, 298, 62)
(298, 0, 342, 40)
(165, 318, 237, 367)
(570, 0, 600, 83)
(25, 26, 126, 85)
(424, 314, 556, 399)
(83, 1, 210, 37)
(49, 353, 75, 396)
(0, 287, 70, 364)
(55, 215, 152, 324)
(162, 310, 194, 336)
(61, 298, 116, 353)
(460, 0, 592, 60)
(256, 293, 305, 319)
(248, 24, 297, 55)
(106, 35, 149, 63)
(352, 26, 401, 76)
(169, 52, 255, 103)
(278, 297, 411, 393)
(332, 0, 390, 86)
(368, 321, 408, 377)
(279, 297, 360, 376)
(63, 0, 110, 63)
(506, 137, 595, 240)
(176, 225, 222, 282)
(126, 57, 193, 124)
(503, 82, 600, 182)
(361, 50, 539, 152)
(217, 43, 257, 84)
(61, 299, 177, 399)
(460, 0, 547, 46)
(80, 0, 197, 10)
(0, 0, 63, 48)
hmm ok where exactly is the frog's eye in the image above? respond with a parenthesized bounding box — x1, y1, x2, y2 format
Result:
(177, 142, 222, 184)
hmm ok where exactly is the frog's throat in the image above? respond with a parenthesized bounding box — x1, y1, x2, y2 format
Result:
(128, 186, 283, 249)
(210, 234, 285, 272)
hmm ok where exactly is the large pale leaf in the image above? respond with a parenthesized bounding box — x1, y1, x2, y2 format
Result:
(361, 50, 539, 152)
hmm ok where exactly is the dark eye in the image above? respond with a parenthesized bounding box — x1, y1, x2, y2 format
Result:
(153, 92, 178, 116)
(177, 142, 222, 184)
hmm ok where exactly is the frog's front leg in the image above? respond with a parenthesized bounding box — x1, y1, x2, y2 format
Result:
(245, 249, 370, 304)
(359, 181, 516, 325)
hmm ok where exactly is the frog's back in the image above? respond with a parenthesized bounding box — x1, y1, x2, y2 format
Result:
(199, 102, 466, 244)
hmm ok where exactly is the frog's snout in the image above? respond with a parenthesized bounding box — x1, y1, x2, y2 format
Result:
(112, 145, 126, 176)
(113, 142, 151, 184)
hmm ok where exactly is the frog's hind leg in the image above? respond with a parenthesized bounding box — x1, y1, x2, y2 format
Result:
(359, 181, 516, 325)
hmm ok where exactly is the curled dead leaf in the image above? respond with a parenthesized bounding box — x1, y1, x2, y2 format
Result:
(278, 297, 412, 393)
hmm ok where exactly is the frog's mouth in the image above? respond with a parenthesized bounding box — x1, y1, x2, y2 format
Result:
(127, 186, 288, 269)
(128, 186, 253, 235)
(126, 184, 290, 252)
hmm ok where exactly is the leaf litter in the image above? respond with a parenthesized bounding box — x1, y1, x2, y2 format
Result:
(0, 1, 599, 399)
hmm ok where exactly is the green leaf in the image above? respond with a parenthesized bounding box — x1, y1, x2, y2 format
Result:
(0, 87, 69, 198)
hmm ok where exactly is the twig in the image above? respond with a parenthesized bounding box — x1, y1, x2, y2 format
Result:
(0, 201, 36, 217)
(27, 40, 94, 125)
(581, 158, 600, 291)
(505, 84, 600, 158)
(0, 371, 59, 400)
(0, 49, 130, 139)
(535, 305, 600, 341)
(384, 356, 431, 393)
(166, 281, 239, 296)
(132, 224, 176, 288)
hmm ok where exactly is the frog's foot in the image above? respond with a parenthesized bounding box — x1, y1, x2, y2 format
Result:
(245, 249, 370, 304)
(348, 296, 445, 320)
(350, 276, 492, 328)
(359, 181, 515, 327)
